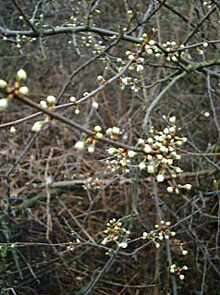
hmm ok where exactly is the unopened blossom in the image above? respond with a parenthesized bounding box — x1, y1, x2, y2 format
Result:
(92, 101, 99, 109)
(18, 86, 29, 95)
(0, 98, 8, 111)
(0, 79, 7, 89)
(32, 120, 45, 132)
(156, 174, 165, 182)
(74, 141, 85, 151)
(16, 69, 27, 81)
(46, 95, 56, 105)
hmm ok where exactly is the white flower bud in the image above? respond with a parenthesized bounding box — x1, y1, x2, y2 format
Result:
(18, 86, 29, 95)
(92, 101, 99, 109)
(169, 116, 176, 123)
(183, 184, 192, 190)
(137, 138, 145, 145)
(0, 98, 8, 111)
(139, 161, 146, 170)
(171, 55, 178, 62)
(118, 241, 128, 248)
(146, 48, 153, 55)
(46, 95, 56, 105)
(70, 96, 76, 103)
(167, 159, 173, 165)
(112, 126, 121, 135)
(203, 111, 210, 117)
(106, 128, 112, 136)
(74, 141, 85, 151)
(155, 242, 160, 248)
(95, 132, 103, 139)
(176, 140, 183, 146)
(169, 126, 176, 133)
(101, 237, 108, 245)
(120, 158, 128, 167)
(0, 79, 8, 89)
(167, 186, 174, 193)
(40, 100, 47, 108)
(147, 137, 154, 144)
(160, 146, 168, 153)
(156, 174, 165, 182)
(143, 144, 152, 153)
(179, 274, 185, 280)
(10, 126, 16, 133)
(16, 69, 27, 81)
(136, 64, 144, 72)
(149, 40, 156, 45)
(32, 120, 45, 132)
(75, 108, 80, 114)
(147, 164, 155, 174)
(156, 154, 163, 160)
(88, 144, 95, 153)
(94, 125, 102, 132)
(170, 264, 176, 273)
(128, 54, 135, 61)
(175, 167, 183, 173)
(107, 147, 117, 155)
(127, 150, 136, 158)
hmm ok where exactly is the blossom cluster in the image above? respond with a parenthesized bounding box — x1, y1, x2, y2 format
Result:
(142, 220, 176, 249)
(136, 116, 187, 181)
(103, 116, 190, 191)
(144, 39, 161, 57)
(101, 218, 130, 249)
(0, 69, 28, 111)
(32, 95, 57, 132)
(74, 125, 104, 153)
(74, 116, 191, 193)
(142, 220, 189, 280)
(170, 264, 188, 281)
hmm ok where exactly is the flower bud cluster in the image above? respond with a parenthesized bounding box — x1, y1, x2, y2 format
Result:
(117, 51, 143, 93)
(101, 218, 130, 249)
(106, 126, 122, 140)
(167, 183, 192, 194)
(170, 264, 188, 280)
(144, 39, 161, 57)
(203, 1, 213, 9)
(0, 69, 28, 111)
(142, 220, 176, 248)
(137, 116, 187, 182)
(69, 96, 80, 114)
(106, 147, 136, 173)
(83, 177, 102, 190)
(173, 240, 188, 256)
(80, 33, 105, 54)
(160, 41, 180, 62)
(126, 50, 145, 73)
(13, 34, 36, 49)
(40, 95, 57, 109)
(74, 125, 104, 153)
(103, 117, 188, 179)
(32, 95, 57, 132)
(120, 75, 139, 92)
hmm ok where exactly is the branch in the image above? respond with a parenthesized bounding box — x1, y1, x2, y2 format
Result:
(0, 25, 143, 44)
